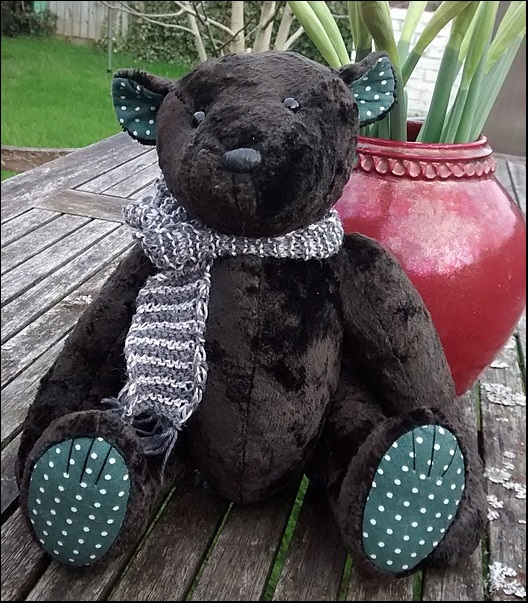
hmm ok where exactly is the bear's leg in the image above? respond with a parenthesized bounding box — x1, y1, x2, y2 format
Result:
(16, 245, 154, 482)
(314, 377, 486, 578)
(16, 247, 172, 567)
(18, 409, 168, 567)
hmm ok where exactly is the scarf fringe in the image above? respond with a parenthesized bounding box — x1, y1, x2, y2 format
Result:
(103, 397, 179, 475)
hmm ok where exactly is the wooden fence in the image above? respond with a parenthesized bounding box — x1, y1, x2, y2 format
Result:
(48, 1, 128, 41)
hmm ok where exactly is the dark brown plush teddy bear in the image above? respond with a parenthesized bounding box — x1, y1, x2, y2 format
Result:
(16, 50, 486, 578)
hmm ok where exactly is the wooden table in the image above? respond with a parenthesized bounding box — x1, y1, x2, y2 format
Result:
(1, 134, 526, 601)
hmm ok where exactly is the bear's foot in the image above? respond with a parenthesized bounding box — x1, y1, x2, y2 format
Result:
(331, 410, 486, 577)
(27, 437, 131, 566)
(20, 411, 153, 567)
(361, 424, 465, 574)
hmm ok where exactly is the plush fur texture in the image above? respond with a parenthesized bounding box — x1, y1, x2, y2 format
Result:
(17, 50, 486, 577)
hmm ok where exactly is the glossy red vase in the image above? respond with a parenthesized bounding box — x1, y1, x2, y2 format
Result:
(335, 122, 526, 395)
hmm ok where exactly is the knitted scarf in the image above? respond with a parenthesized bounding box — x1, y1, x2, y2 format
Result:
(107, 178, 344, 459)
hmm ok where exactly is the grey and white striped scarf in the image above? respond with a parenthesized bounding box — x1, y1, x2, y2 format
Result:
(108, 178, 344, 459)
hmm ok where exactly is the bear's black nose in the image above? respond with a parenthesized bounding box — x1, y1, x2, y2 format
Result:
(222, 148, 261, 173)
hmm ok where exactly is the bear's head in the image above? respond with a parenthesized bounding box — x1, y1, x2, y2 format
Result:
(112, 51, 395, 237)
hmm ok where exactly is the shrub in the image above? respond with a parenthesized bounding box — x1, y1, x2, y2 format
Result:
(1, 1, 57, 38)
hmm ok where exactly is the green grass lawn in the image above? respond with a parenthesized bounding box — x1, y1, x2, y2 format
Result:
(1, 36, 190, 180)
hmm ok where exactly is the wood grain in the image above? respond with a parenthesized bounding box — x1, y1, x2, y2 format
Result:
(507, 161, 526, 214)
(421, 390, 485, 601)
(1, 509, 49, 601)
(1, 209, 58, 248)
(190, 486, 299, 601)
(346, 568, 415, 601)
(1, 227, 132, 344)
(110, 477, 229, 601)
(480, 336, 526, 601)
(1, 253, 126, 387)
(1, 337, 68, 447)
(38, 189, 128, 223)
(1, 213, 90, 276)
(1, 134, 147, 224)
(272, 483, 347, 601)
(103, 160, 160, 199)
(131, 181, 156, 200)
(495, 160, 515, 199)
(422, 552, 485, 602)
(1, 220, 118, 306)
(1, 435, 21, 515)
(77, 149, 158, 195)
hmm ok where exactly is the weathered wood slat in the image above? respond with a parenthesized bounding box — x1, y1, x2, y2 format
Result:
(1, 510, 49, 602)
(495, 160, 516, 199)
(190, 486, 299, 601)
(272, 483, 347, 601)
(1, 227, 132, 344)
(131, 181, 156, 200)
(480, 336, 526, 601)
(1, 253, 126, 387)
(346, 568, 415, 600)
(38, 189, 128, 223)
(421, 390, 485, 600)
(1, 337, 68, 448)
(1, 134, 147, 224)
(508, 162, 526, 370)
(1, 220, 118, 306)
(1, 435, 21, 515)
(507, 161, 526, 214)
(516, 311, 526, 381)
(422, 553, 485, 602)
(109, 477, 229, 601)
(1, 209, 58, 248)
(77, 149, 157, 195)
(1, 214, 91, 276)
(103, 161, 161, 199)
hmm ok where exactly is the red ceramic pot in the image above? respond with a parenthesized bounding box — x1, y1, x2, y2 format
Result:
(335, 121, 526, 395)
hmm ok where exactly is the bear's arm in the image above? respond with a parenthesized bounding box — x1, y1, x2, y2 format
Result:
(16, 245, 156, 481)
(332, 233, 456, 414)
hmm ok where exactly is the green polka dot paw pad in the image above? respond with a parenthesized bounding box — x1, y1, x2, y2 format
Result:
(362, 425, 465, 574)
(27, 437, 131, 567)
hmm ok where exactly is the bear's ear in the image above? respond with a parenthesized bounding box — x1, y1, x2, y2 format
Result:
(112, 69, 173, 145)
(339, 52, 396, 127)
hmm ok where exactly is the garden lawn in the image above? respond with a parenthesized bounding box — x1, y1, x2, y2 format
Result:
(1, 36, 190, 180)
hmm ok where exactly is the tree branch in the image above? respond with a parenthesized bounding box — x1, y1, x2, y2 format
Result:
(174, 0, 235, 35)
(274, 3, 295, 50)
(283, 26, 305, 51)
(253, 1, 277, 53)
(196, 1, 222, 57)
(230, 1, 245, 53)
(101, 1, 195, 34)
(104, 1, 185, 19)
(180, 0, 208, 62)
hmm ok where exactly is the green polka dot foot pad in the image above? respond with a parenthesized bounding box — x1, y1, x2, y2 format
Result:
(27, 437, 131, 567)
(362, 425, 465, 574)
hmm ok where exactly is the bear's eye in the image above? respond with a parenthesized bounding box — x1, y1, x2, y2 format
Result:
(192, 111, 206, 127)
(283, 97, 300, 112)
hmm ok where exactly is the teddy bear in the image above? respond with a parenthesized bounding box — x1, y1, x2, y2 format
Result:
(16, 50, 486, 578)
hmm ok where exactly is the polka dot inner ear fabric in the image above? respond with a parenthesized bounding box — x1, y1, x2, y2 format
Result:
(362, 425, 465, 574)
(27, 438, 131, 567)
(352, 56, 395, 126)
(112, 78, 164, 142)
